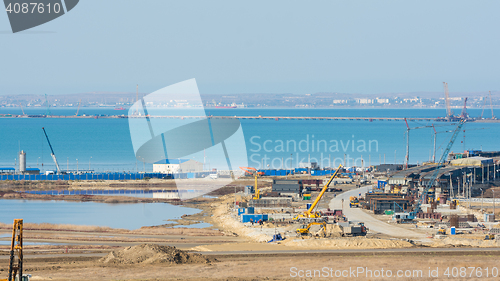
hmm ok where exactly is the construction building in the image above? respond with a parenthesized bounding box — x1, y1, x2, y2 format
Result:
(153, 159, 203, 174)
(272, 179, 303, 196)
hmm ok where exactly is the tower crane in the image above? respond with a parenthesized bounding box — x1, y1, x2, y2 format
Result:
(480, 96, 487, 119)
(443, 82, 453, 119)
(42, 127, 61, 174)
(394, 120, 465, 222)
(18, 103, 26, 116)
(75, 99, 82, 116)
(460, 97, 468, 119)
(406, 121, 456, 167)
(489, 91, 496, 120)
(44, 94, 51, 117)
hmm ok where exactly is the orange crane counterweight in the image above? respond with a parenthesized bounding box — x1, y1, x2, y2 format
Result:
(239, 167, 263, 199)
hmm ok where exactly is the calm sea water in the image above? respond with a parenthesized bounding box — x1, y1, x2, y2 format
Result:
(0, 199, 202, 230)
(0, 108, 498, 171)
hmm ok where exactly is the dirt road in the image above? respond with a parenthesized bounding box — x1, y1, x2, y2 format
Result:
(3, 249, 500, 280)
(329, 185, 431, 242)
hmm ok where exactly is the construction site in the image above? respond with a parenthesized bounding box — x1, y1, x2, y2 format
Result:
(1, 117, 500, 280)
(1, 85, 500, 280)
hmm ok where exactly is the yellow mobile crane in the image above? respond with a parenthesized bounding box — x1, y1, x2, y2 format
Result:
(294, 164, 343, 220)
(1, 219, 29, 281)
(239, 167, 264, 199)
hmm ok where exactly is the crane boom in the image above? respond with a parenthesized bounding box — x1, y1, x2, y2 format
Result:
(443, 82, 453, 118)
(296, 164, 343, 219)
(412, 120, 465, 216)
(460, 97, 468, 118)
(75, 99, 82, 116)
(42, 127, 61, 174)
(18, 103, 25, 116)
(481, 96, 486, 119)
(44, 94, 51, 116)
(489, 91, 495, 119)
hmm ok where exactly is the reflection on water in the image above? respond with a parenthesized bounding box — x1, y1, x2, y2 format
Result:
(0, 199, 206, 230)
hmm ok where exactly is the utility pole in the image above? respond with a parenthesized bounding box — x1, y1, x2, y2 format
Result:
(482, 165, 484, 184)
(488, 164, 490, 183)
(481, 188, 484, 213)
(404, 118, 409, 169)
(493, 189, 496, 222)
(432, 125, 437, 163)
(450, 174, 453, 198)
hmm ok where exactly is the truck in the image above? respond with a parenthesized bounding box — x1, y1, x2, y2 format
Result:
(349, 196, 360, 208)
(340, 222, 367, 237)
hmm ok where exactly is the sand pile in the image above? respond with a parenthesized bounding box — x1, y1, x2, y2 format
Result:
(211, 195, 270, 242)
(431, 237, 500, 248)
(323, 224, 343, 238)
(285, 238, 414, 249)
(100, 244, 216, 265)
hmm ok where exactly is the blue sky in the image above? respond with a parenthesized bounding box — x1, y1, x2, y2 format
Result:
(1, 0, 499, 95)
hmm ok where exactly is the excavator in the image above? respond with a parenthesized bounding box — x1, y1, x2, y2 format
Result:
(1, 219, 30, 281)
(294, 164, 343, 221)
(239, 167, 264, 199)
(296, 221, 326, 237)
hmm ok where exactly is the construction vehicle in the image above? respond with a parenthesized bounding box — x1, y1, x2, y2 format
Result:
(268, 233, 285, 243)
(485, 234, 496, 240)
(393, 120, 465, 223)
(437, 226, 447, 235)
(294, 165, 343, 221)
(340, 222, 367, 237)
(349, 196, 360, 208)
(1, 219, 30, 281)
(296, 221, 326, 237)
(239, 167, 264, 199)
(42, 127, 62, 174)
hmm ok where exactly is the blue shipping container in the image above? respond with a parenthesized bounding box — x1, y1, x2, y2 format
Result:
(241, 214, 268, 223)
(377, 180, 387, 189)
(247, 207, 255, 214)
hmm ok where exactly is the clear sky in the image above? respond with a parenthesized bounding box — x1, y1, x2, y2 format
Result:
(1, 0, 499, 96)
